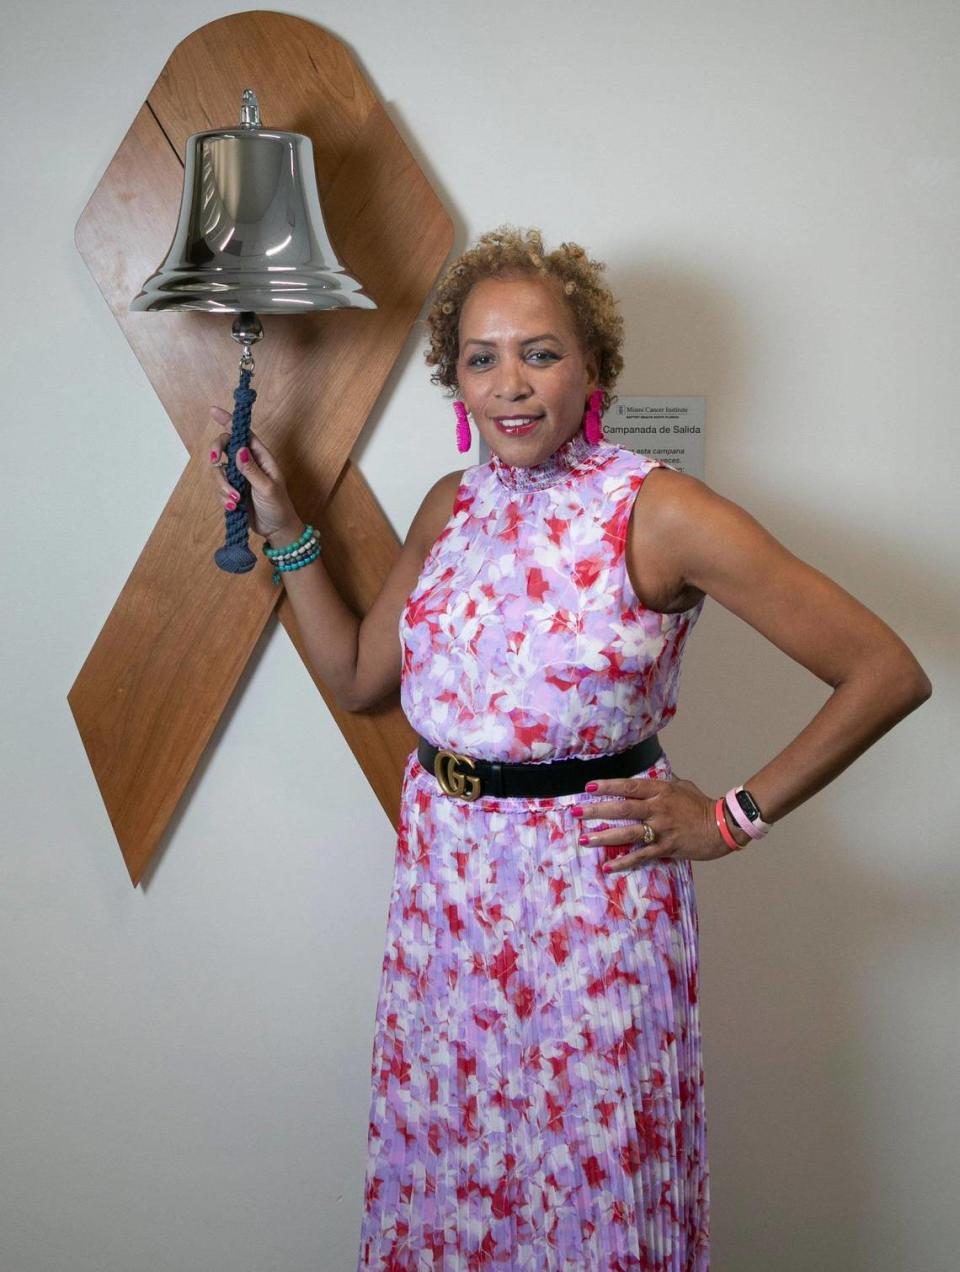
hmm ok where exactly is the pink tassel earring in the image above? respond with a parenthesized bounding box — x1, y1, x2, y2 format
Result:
(584, 389, 605, 444)
(454, 399, 472, 453)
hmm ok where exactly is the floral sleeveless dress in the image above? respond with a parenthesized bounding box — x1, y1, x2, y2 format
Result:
(357, 428, 710, 1271)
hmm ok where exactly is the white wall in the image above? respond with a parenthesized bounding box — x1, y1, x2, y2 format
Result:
(2, 2, 956, 1269)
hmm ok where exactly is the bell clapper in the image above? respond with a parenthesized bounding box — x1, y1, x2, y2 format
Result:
(231, 310, 263, 373)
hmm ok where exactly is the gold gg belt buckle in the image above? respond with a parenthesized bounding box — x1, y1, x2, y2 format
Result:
(434, 749, 482, 801)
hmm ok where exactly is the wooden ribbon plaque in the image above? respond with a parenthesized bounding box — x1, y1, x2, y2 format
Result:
(70, 12, 453, 885)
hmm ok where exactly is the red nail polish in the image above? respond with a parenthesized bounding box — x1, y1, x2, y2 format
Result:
(585, 782, 598, 792)
(239, 447, 250, 463)
(571, 805, 583, 817)
(226, 501, 237, 510)
(578, 834, 589, 845)
(210, 449, 218, 462)
(601, 862, 613, 873)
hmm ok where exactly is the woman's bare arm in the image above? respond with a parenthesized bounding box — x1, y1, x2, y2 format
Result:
(629, 469, 933, 825)
(270, 469, 465, 713)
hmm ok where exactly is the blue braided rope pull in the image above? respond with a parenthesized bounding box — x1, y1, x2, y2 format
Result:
(213, 367, 259, 574)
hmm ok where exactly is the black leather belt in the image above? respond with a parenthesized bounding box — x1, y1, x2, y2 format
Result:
(417, 733, 662, 801)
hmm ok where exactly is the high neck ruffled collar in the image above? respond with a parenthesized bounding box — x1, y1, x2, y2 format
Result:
(490, 428, 601, 492)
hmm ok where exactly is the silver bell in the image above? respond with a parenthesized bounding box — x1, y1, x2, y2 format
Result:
(130, 89, 376, 314)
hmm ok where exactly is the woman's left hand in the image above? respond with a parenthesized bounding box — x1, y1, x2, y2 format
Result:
(573, 775, 739, 867)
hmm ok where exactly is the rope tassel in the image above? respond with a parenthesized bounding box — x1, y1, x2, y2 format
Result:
(213, 366, 259, 573)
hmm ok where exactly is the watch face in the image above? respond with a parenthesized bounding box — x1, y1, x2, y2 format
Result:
(736, 788, 762, 821)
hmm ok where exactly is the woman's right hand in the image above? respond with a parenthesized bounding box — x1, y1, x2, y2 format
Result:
(207, 405, 304, 543)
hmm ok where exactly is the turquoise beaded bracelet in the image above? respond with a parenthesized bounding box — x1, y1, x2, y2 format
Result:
(263, 523, 316, 559)
(262, 524, 323, 585)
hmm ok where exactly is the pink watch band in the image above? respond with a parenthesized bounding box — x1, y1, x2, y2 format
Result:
(724, 786, 771, 840)
(715, 797, 744, 851)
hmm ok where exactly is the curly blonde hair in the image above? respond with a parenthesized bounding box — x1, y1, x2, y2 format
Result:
(423, 225, 624, 410)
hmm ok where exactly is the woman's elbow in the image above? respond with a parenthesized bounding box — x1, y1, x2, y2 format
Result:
(886, 650, 933, 711)
(908, 666, 933, 706)
(842, 645, 933, 717)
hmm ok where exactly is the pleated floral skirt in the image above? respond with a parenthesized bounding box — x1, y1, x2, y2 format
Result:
(355, 744, 709, 1271)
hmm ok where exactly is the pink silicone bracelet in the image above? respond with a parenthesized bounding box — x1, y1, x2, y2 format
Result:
(724, 786, 771, 840)
(715, 797, 743, 851)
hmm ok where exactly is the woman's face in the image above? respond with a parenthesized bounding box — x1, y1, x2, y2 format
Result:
(455, 274, 600, 466)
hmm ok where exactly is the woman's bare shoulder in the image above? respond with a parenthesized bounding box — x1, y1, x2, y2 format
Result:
(634, 464, 752, 547)
(626, 466, 710, 612)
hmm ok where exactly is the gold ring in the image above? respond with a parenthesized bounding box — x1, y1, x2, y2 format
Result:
(641, 822, 656, 845)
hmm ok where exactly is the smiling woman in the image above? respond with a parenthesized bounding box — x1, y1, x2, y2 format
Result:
(455, 273, 600, 458)
(205, 224, 931, 1271)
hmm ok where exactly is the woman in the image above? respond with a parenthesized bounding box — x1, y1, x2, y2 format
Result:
(207, 227, 931, 1270)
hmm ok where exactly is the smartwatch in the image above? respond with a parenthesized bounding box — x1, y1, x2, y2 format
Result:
(727, 785, 772, 839)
